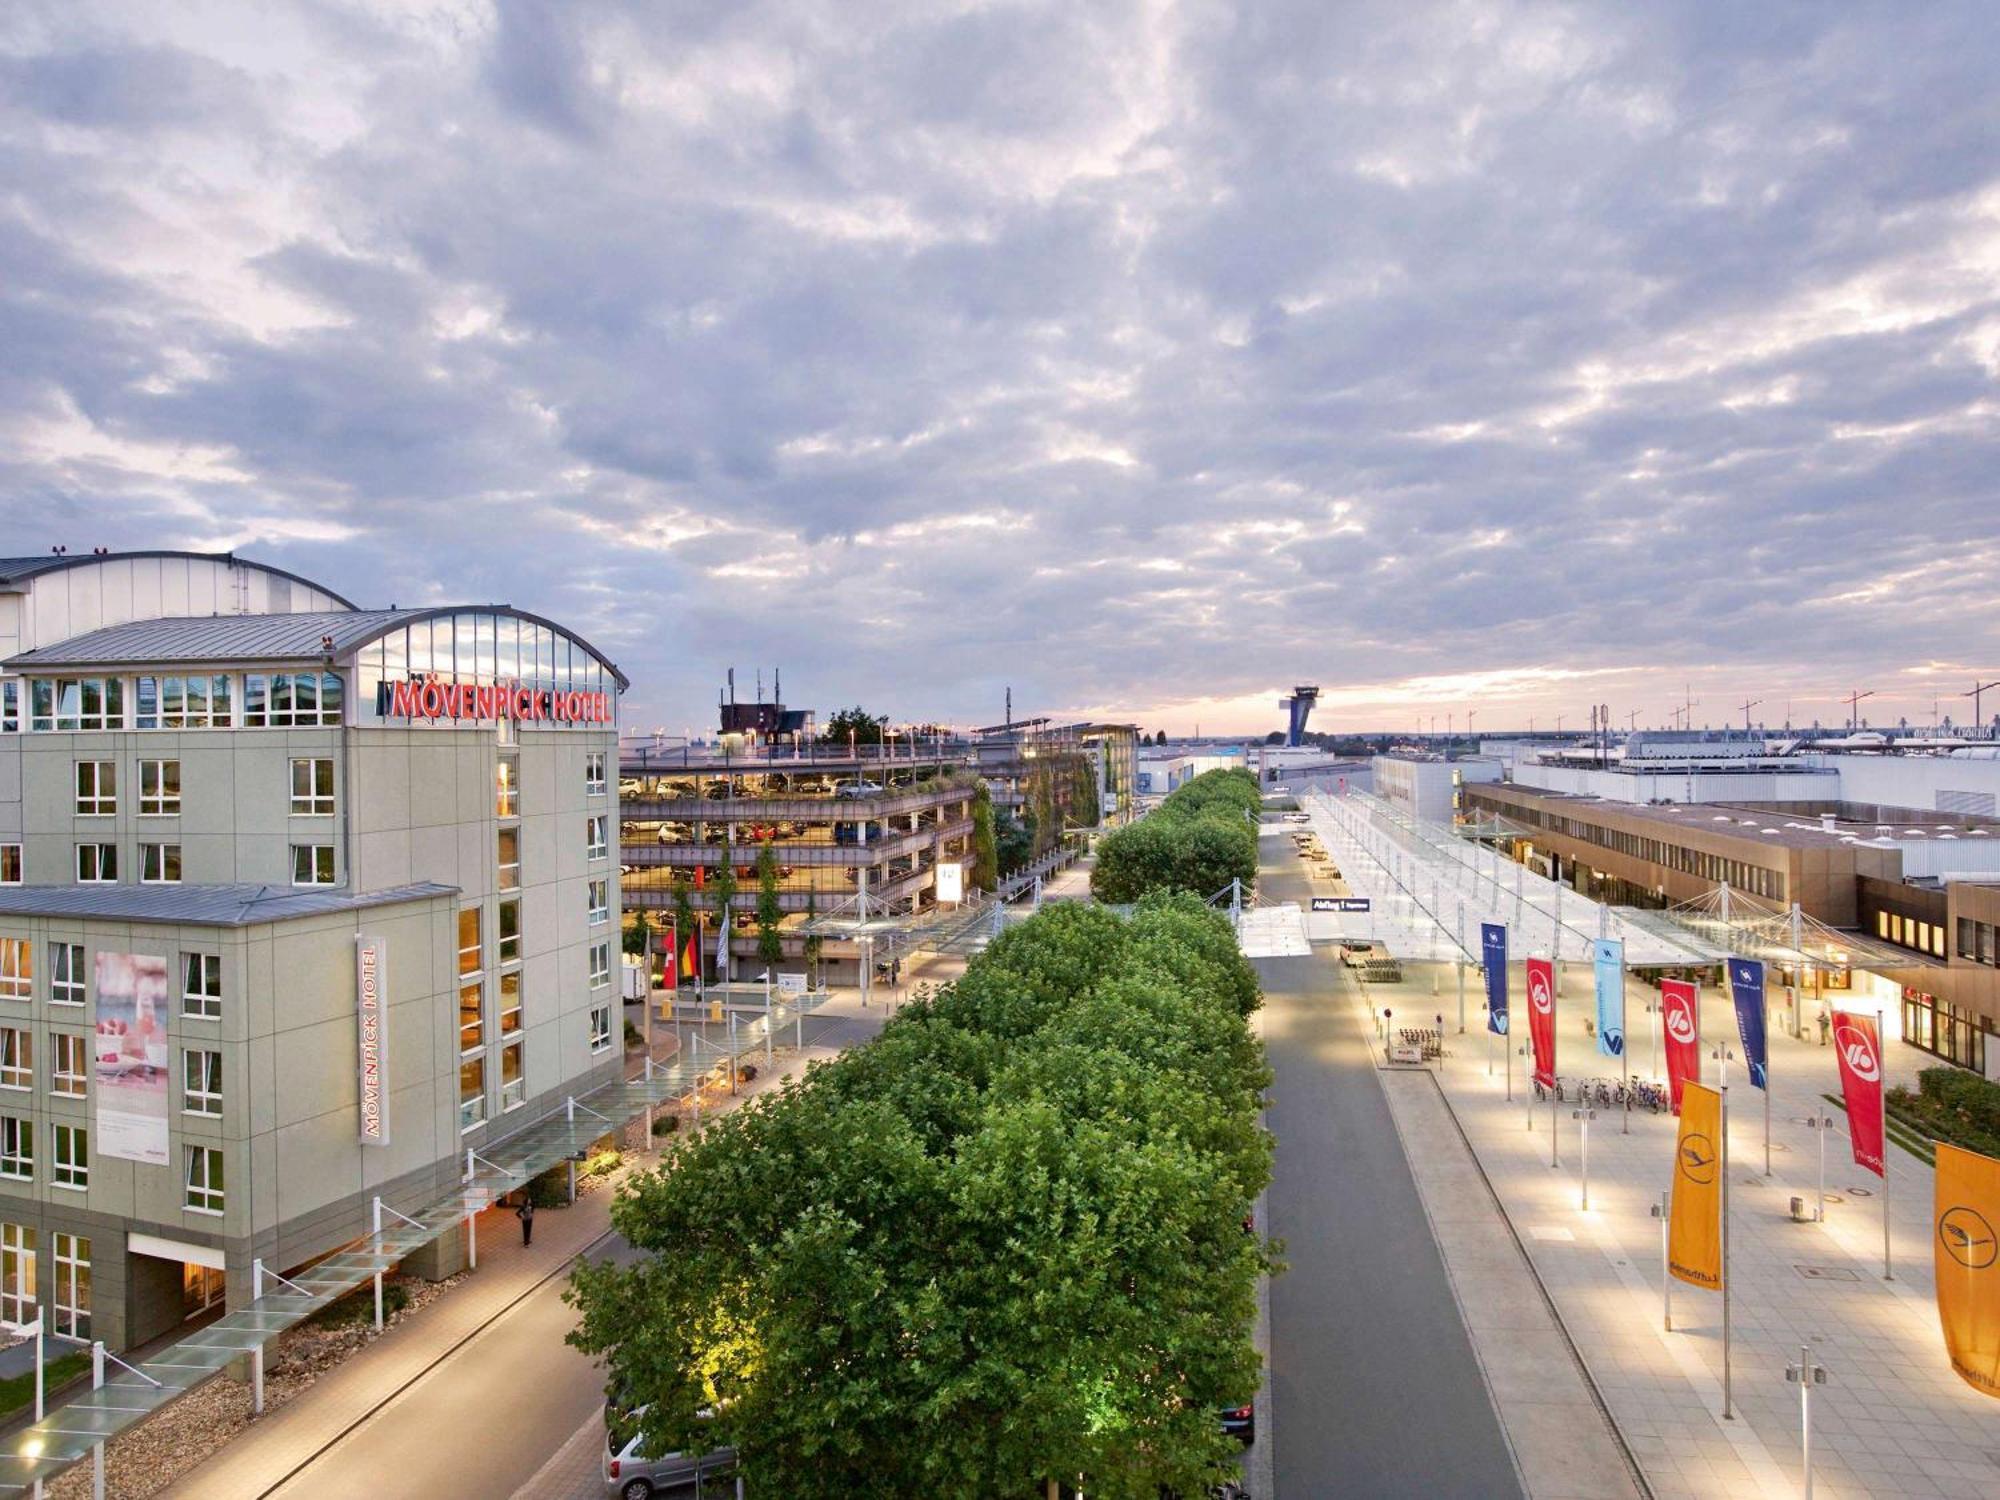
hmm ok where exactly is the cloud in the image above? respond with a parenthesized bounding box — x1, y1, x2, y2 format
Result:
(1, 0, 1998, 735)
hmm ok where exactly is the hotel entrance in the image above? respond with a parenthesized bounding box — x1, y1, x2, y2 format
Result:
(184, 1262, 226, 1319)
(1901, 988, 1990, 1074)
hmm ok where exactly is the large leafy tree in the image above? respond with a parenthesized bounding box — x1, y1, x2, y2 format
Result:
(754, 840, 785, 966)
(569, 895, 1272, 1499)
(968, 783, 999, 892)
(819, 706, 887, 746)
(1090, 770, 1260, 903)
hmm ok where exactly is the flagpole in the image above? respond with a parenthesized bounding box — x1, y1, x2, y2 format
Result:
(1549, 963, 1559, 1167)
(1721, 1080, 1733, 1420)
(1879, 1008, 1892, 1282)
(1621, 947, 1630, 1135)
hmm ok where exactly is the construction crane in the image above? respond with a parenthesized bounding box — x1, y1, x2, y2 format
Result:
(1739, 698, 1762, 733)
(1844, 688, 1876, 731)
(1965, 679, 2000, 739)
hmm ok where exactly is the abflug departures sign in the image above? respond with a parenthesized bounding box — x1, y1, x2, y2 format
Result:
(377, 674, 613, 726)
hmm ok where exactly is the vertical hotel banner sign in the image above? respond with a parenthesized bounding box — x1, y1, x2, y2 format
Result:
(1525, 957, 1557, 1090)
(1481, 923, 1509, 1035)
(1593, 938, 1625, 1059)
(1669, 1081, 1725, 1290)
(1935, 1142, 2000, 1400)
(355, 935, 390, 1146)
(1661, 978, 1701, 1114)
(93, 953, 171, 1166)
(1832, 1010, 1885, 1176)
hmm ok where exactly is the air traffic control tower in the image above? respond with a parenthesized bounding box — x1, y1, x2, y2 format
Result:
(1279, 685, 1320, 746)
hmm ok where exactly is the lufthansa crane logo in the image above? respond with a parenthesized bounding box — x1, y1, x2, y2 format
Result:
(1677, 1134, 1718, 1186)
(1940, 1206, 1998, 1271)
(1835, 1024, 1880, 1083)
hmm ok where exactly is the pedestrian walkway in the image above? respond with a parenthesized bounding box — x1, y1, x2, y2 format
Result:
(1379, 955, 2000, 1500)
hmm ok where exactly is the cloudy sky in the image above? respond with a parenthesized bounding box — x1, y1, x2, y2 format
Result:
(4, 2, 1998, 737)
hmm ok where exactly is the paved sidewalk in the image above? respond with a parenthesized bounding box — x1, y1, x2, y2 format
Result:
(1382, 958, 2000, 1500)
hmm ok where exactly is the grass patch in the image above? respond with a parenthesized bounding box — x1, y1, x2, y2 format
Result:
(0, 1350, 91, 1422)
(307, 1281, 412, 1329)
(1821, 1092, 1936, 1167)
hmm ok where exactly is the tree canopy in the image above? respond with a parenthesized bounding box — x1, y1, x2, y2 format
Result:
(819, 706, 888, 745)
(1090, 769, 1261, 904)
(569, 894, 1272, 1499)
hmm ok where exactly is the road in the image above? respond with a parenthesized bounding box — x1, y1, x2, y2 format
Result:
(1257, 845, 1522, 1499)
(255, 1010, 887, 1500)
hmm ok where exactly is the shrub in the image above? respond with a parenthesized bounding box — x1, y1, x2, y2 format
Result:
(1888, 1066, 2000, 1157)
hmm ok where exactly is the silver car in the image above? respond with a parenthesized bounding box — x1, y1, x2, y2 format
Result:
(602, 1408, 737, 1499)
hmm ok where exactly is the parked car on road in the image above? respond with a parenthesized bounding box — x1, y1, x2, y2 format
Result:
(602, 1406, 736, 1500)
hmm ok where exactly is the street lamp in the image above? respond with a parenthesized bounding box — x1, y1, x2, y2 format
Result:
(1786, 1343, 1829, 1500)
(1572, 1105, 1596, 1209)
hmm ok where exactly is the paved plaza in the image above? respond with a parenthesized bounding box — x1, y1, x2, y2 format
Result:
(1366, 947, 2000, 1500)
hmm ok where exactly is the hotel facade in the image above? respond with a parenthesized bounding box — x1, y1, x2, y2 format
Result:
(0, 550, 623, 1349)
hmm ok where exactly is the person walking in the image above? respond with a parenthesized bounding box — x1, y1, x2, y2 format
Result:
(516, 1193, 535, 1247)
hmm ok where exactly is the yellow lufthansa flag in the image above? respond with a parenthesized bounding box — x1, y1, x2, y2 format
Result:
(1669, 1082, 1724, 1291)
(1935, 1142, 2000, 1399)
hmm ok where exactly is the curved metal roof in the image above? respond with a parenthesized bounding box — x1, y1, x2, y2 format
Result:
(5, 604, 629, 688)
(0, 549, 359, 609)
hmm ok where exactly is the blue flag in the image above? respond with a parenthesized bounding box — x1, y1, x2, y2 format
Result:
(1482, 923, 1509, 1035)
(1593, 938, 1625, 1059)
(1728, 957, 1768, 1089)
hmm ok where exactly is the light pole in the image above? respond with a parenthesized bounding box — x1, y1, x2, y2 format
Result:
(1786, 1343, 1829, 1500)
(1805, 1110, 1835, 1222)
(1573, 1105, 1596, 1209)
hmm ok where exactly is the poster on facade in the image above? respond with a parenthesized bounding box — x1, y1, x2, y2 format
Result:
(94, 952, 171, 1166)
(936, 861, 964, 906)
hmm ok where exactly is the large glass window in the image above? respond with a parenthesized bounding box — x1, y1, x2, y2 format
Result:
(497, 899, 521, 965)
(459, 982, 484, 1053)
(184, 1146, 224, 1212)
(243, 673, 343, 727)
(136, 674, 231, 730)
(588, 878, 610, 926)
(291, 844, 336, 886)
(182, 953, 222, 1019)
(140, 842, 183, 884)
(75, 761, 117, 815)
(51, 1034, 86, 1097)
(589, 1004, 612, 1054)
(0, 1029, 29, 1090)
(53, 1234, 89, 1339)
(0, 846, 18, 885)
(50, 942, 83, 1005)
(182, 1050, 223, 1116)
(500, 1039, 524, 1110)
(458, 907, 483, 978)
(76, 843, 117, 883)
(499, 971, 522, 1036)
(52, 1124, 87, 1190)
(496, 757, 519, 818)
(589, 942, 611, 989)
(497, 827, 520, 890)
(138, 759, 181, 815)
(0, 1223, 34, 1324)
(0, 941, 30, 1002)
(586, 815, 608, 862)
(0, 1118, 32, 1179)
(30, 678, 123, 731)
(290, 758, 335, 816)
(459, 1057, 487, 1131)
(585, 751, 607, 796)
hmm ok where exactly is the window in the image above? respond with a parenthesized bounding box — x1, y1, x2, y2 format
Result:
(497, 899, 521, 965)
(586, 815, 608, 862)
(500, 1039, 524, 1110)
(52, 1124, 87, 1190)
(30, 677, 123, 732)
(242, 672, 343, 727)
(140, 842, 183, 884)
(0, 941, 28, 1002)
(0, 681, 14, 733)
(291, 844, 336, 886)
(75, 760, 117, 815)
(589, 942, 611, 989)
(496, 756, 519, 818)
(0, 1224, 33, 1325)
(585, 751, 607, 796)
(136, 674, 231, 730)
(0, 846, 18, 885)
(0, 1030, 28, 1090)
(50, 943, 84, 1005)
(499, 971, 522, 1036)
(184, 1145, 224, 1212)
(589, 1004, 612, 1054)
(77, 844, 117, 883)
(459, 1056, 486, 1131)
(0, 1118, 31, 1179)
(182, 953, 222, 1019)
(51, 1035, 86, 1097)
(588, 877, 610, 926)
(459, 982, 484, 1054)
(138, 759, 181, 815)
(497, 827, 520, 891)
(290, 758, 335, 816)
(182, 1050, 222, 1115)
(458, 906, 483, 977)
(53, 1234, 89, 1339)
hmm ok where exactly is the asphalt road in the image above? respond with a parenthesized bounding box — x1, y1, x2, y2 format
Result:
(1258, 848, 1522, 1499)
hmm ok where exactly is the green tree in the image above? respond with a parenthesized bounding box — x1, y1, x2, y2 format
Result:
(994, 808, 1034, 877)
(802, 888, 824, 986)
(968, 783, 999, 892)
(623, 909, 653, 959)
(1090, 770, 1260, 904)
(755, 840, 785, 967)
(568, 897, 1271, 1499)
(818, 706, 887, 746)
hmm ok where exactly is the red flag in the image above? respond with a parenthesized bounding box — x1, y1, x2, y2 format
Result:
(1661, 978, 1701, 1115)
(1832, 1011, 1886, 1176)
(659, 922, 678, 992)
(1526, 957, 1557, 1089)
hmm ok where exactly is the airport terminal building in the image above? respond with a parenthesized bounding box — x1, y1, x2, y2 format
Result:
(0, 551, 623, 1348)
